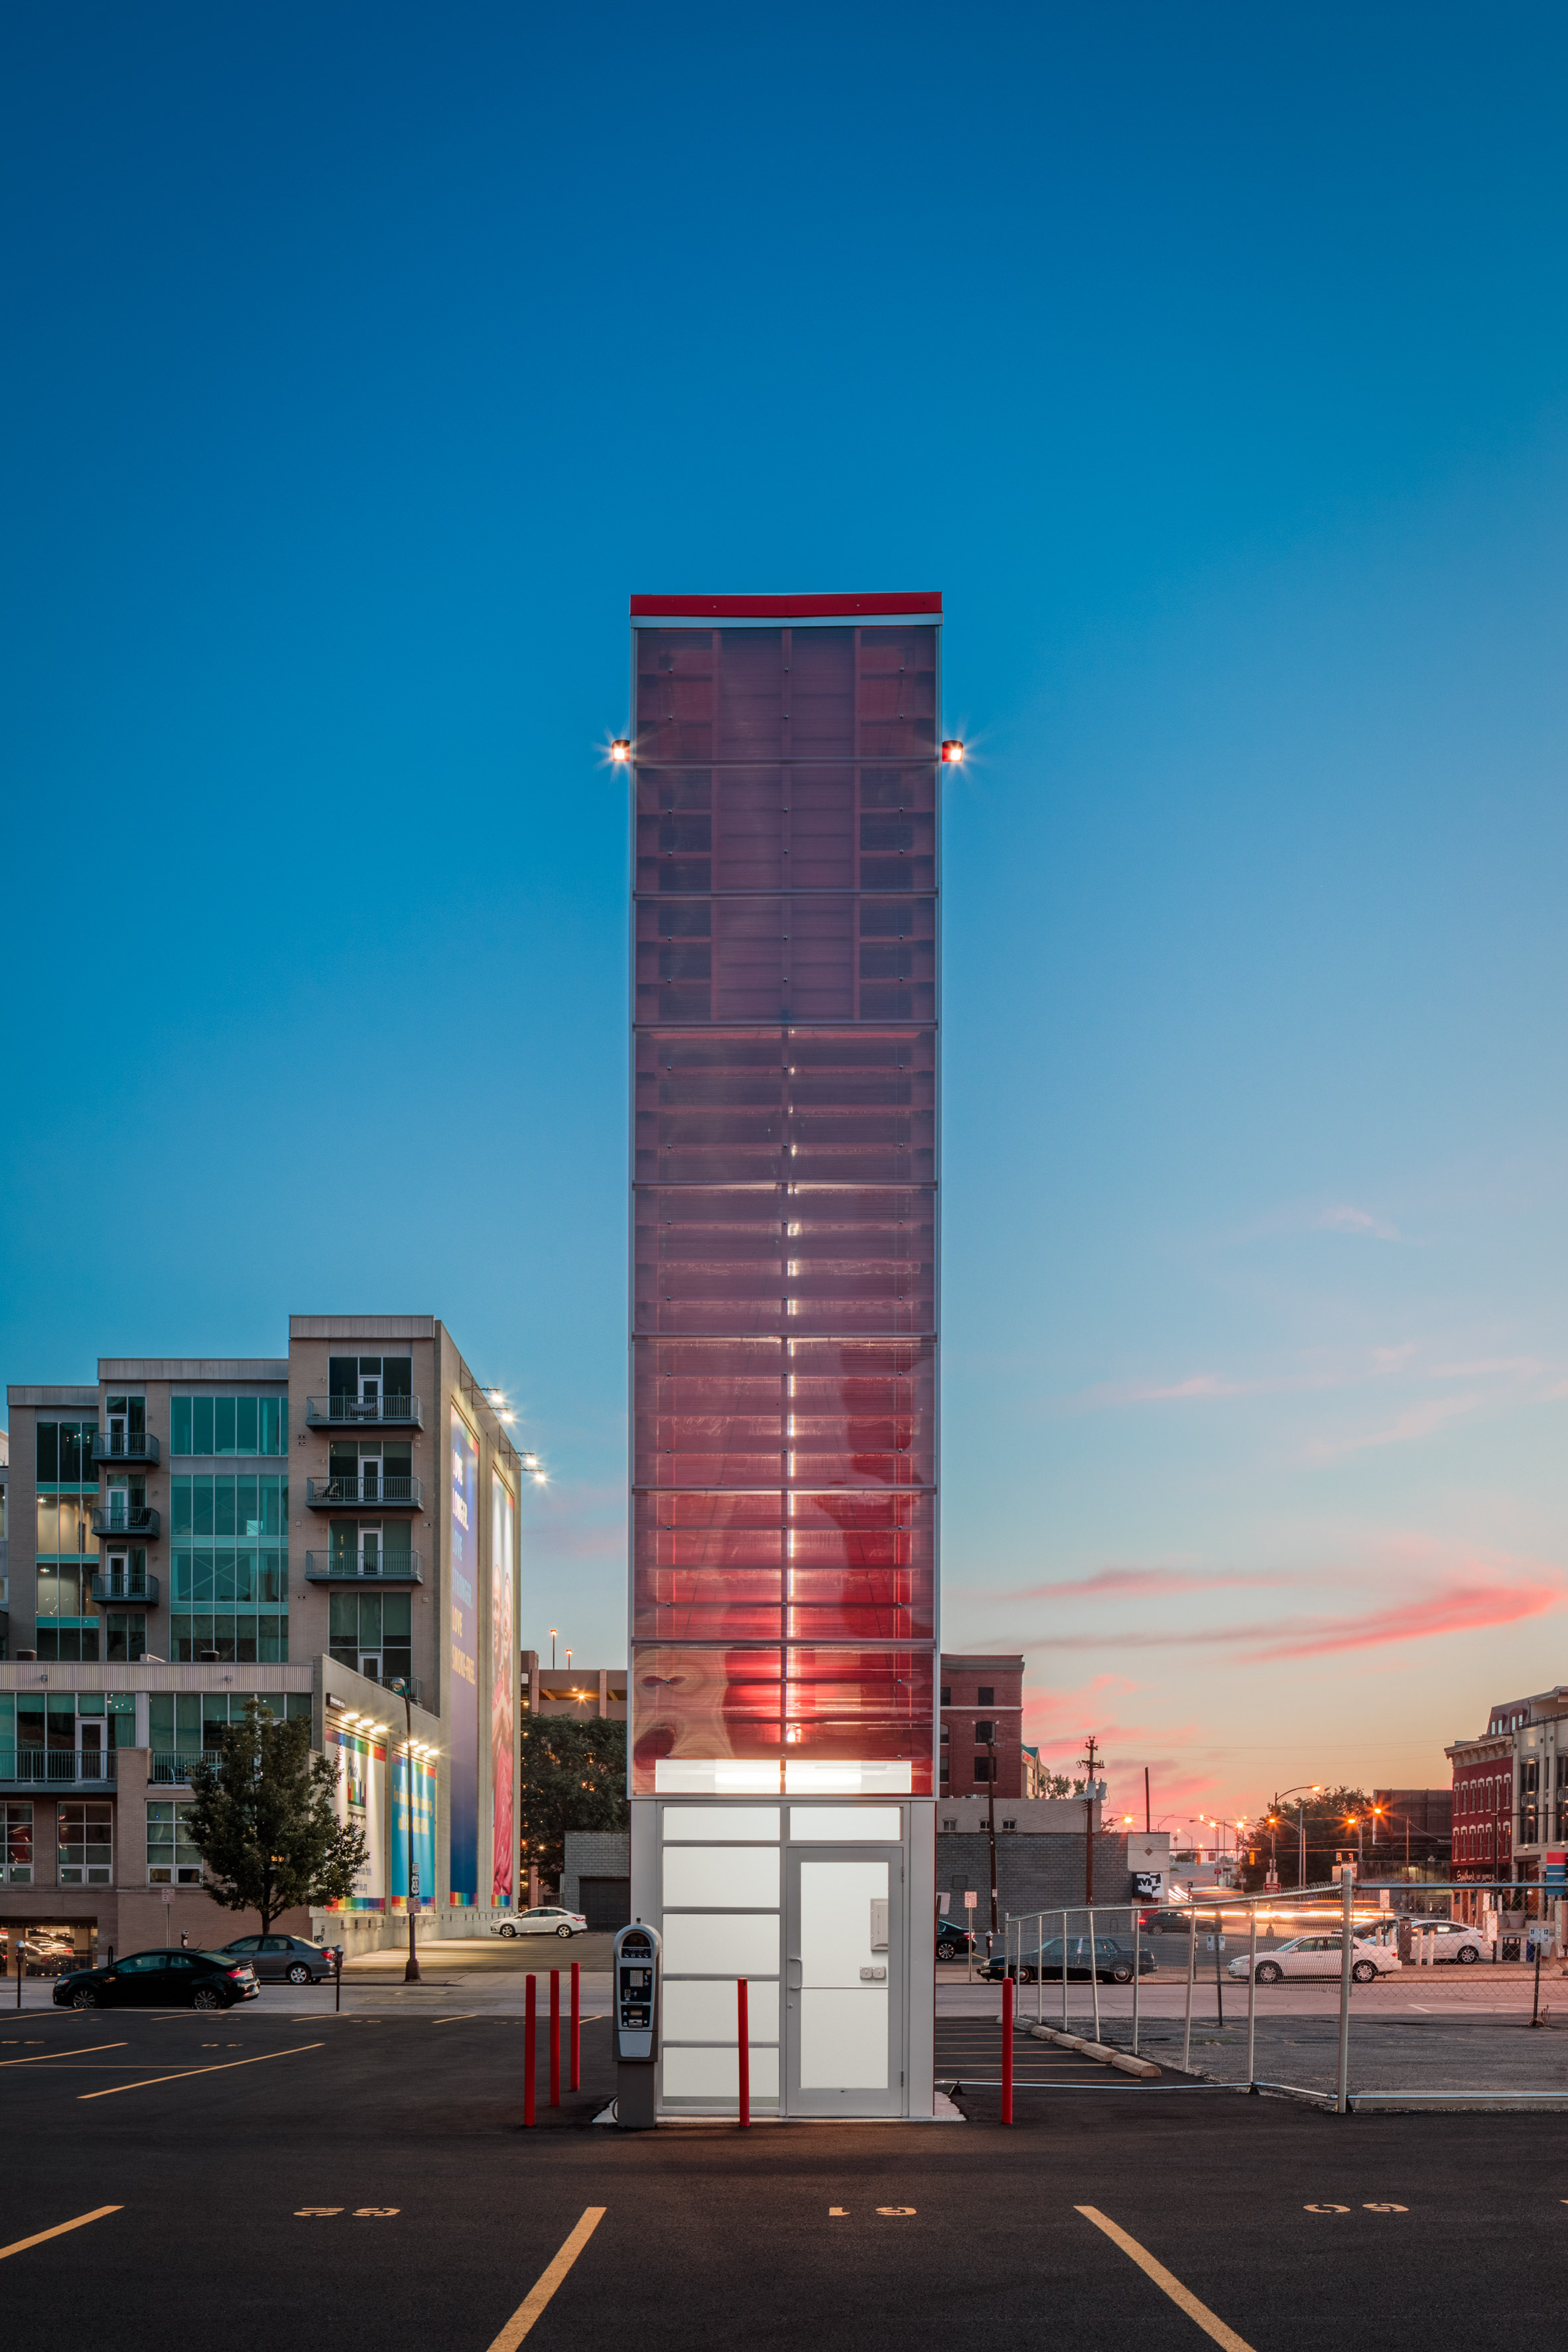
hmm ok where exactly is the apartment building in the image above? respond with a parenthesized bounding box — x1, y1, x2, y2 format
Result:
(1, 1315, 523, 1963)
(1447, 1685, 1568, 1918)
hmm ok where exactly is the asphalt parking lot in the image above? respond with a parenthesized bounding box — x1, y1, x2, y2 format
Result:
(7, 2001, 1568, 2350)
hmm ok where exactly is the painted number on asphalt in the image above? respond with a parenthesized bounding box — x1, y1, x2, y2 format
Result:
(1363, 2203, 1407, 2213)
(1303, 2203, 1407, 2215)
(876, 2207, 917, 2216)
(295, 2207, 400, 2219)
(1303, 2204, 1350, 2214)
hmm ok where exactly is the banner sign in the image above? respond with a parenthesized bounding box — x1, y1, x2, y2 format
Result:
(448, 1405, 480, 1906)
(322, 1725, 385, 1910)
(490, 1472, 516, 1910)
(390, 1748, 437, 1912)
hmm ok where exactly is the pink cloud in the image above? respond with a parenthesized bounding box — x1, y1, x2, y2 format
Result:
(1025, 1574, 1566, 1664)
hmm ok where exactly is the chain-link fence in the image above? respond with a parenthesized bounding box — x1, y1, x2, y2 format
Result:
(992, 1879, 1568, 2110)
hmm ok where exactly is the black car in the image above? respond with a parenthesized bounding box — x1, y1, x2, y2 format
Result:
(984, 1934, 1158, 1986)
(52, 1947, 259, 2010)
(936, 1920, 976, 1961)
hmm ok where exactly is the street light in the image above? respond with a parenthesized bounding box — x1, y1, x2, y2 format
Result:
(389, 1679, 421, 1983)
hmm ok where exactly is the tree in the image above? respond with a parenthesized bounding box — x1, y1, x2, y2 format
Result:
(519, 1717, 628, 1890)
(1238, 1784, 1372, 1894)
(184, 1701, 368, 1935)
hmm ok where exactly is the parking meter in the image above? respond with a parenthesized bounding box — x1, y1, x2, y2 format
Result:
(612, 1923, 661, 2130)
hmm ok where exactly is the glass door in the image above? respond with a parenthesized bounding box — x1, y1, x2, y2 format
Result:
(359, 1366, 381, 1416)
(784, 1843, 904, 2116)
(359, 1524, 381, 1577)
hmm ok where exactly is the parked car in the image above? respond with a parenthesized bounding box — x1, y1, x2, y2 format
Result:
(53, 1947, 259, 2010)
(936, 1920, 976, 1961)
(218, 1933, 339, 1984)
(985, 1935, 1157, 1986)
(492, 1905, 586, 1939)
(1405, 1918, 1491, 1964)
(1228, 1932, 1400, 1985)
(1141, 1908, 1197, 1936)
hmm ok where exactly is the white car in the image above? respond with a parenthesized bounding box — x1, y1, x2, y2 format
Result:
(1407, 1918, 1492, 1964)
(1228, 1931, 1400, 1985)
(491, 1905, 587, 1939)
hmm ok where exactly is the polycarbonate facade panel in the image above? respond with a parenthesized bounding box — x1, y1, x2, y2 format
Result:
(629, 612, 940, 1794)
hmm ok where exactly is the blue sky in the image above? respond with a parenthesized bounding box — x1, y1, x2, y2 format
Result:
(4, 2, 1566, 1831)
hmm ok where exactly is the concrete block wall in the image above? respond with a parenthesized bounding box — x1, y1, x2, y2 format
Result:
(937, 1830, 1143, 1930)
(561, 1831, 630, 1914)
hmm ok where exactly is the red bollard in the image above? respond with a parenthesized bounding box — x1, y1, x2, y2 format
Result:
(738, 1978, 750, 2128)
(549, 1969, 560, 2107)
(570, 1960, 581, 2091)
(1002, 1973, 1014, 2125)
(524, 1974, 536, 2126)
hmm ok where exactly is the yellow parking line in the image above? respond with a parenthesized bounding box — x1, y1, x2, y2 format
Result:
(1075, 2207, 1256, 2351)
(0, 2042, 128, 2067)
(432, 2012, 481, 2024)
(484, 2208, 607, 2351)
(77, 2042, 324, 2100)
(0, 2206, 122, 2261)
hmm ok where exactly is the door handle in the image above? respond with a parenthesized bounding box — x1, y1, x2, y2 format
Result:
(787, 1957, 803, 1991)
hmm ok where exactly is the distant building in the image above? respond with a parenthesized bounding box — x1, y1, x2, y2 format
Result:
(1448, 1683, 1568, 1905)
(520, 1652, 625, 1721)
(1368, 1786, 1451, 1871)
(940, 1654, 1025, 1799)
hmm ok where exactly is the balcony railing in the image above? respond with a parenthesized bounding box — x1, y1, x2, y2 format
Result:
(306, 1476, 423, 1510)
(90, 1568, 161, 1606)
(150, 1750, 226, 1785)
(0, 1748, 119, 1788)
(305, 1550, 423, 1583)
(92, 1505, 161, 1539)
(326, 1663, 423, 1707)
(93, 1431, 161, 1466)
(306, 1395, 423, 1429)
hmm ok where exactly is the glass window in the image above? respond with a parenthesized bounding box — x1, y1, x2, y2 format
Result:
(147, 1801, 202, 1885)
(58, 1801, 112, 1885)
(171, 1397, 285, 1455)
(1, 1804, 33, 1884)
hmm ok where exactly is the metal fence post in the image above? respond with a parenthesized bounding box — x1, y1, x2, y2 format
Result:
(1061, 1908, 1069, 2028)
(1037, 1912, 1045, 2024)
(524, 1973, 536, 2127)
(1183, 1905, 1196, 2071)
(1002, 1971, 1014, 2124)
(1132, 1906, 1142, 2058)
(738, 1978, 750, 2126)
(1336, 1868, 1353, 2115)
(1246, 1901, 1257, 2090)
(1088, 1904, 1100, 2044)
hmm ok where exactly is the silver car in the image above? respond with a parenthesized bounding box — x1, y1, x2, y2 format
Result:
(218, 1933, 339, 1984)
(1228, 1931, 1400, 1985)
(492, 1905, 586, 1939)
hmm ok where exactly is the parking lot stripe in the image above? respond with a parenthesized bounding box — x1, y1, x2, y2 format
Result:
(0, 2042, 128, 2067)
(433, 2013, 481, 2024)
(76, 2042, 324, 2099)
(1075, 2206, 1256, 2351)
(0, 2207, 122, 2261)
(483, 2208, 607, 2352)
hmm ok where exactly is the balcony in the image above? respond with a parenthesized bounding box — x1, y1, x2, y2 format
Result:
(306, 1476, 423, 1512)
(305, 1550, 423, 1583)
(326, 1665, 424, 1708)
(93, 1431, 161, 1467)
(306, 1394, 423, 1429)
(90, 1567, 161, 1606)
(0, 1748, 119, 1789)
(91, 1505, 161, 1540)
(150, 1750, 226, 1784)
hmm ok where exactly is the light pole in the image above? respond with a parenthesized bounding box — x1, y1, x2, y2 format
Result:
(390, 1679, 420, 1983)
(1272, 1786, 1323, 1889)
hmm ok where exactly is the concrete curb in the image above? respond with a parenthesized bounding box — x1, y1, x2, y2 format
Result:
(1025, 2023, 1161, 2077)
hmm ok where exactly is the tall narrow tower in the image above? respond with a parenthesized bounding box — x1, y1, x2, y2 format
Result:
(625, 593, 942, 2117)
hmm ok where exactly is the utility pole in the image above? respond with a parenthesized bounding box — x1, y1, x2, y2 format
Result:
(1145, 1765, 1151, 1835)
(986, 1734, 999, 1933)
(1080, 1735, 1102, 1904)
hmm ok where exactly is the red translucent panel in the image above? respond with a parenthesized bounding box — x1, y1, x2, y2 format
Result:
(629, 1642, 934, 1793)
(632, 1337, 935, 1487)
(634, 1029, 936, 1182)
(634, 1187, 935, 1337)
(628, 620, 941, 1793)
(634, 626, 934, 767)
(633, 1492, 935, 1644)
(634, 895, 937, 1025)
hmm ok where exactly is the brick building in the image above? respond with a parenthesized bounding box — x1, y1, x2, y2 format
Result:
(940, 1653, 1025, 1799)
